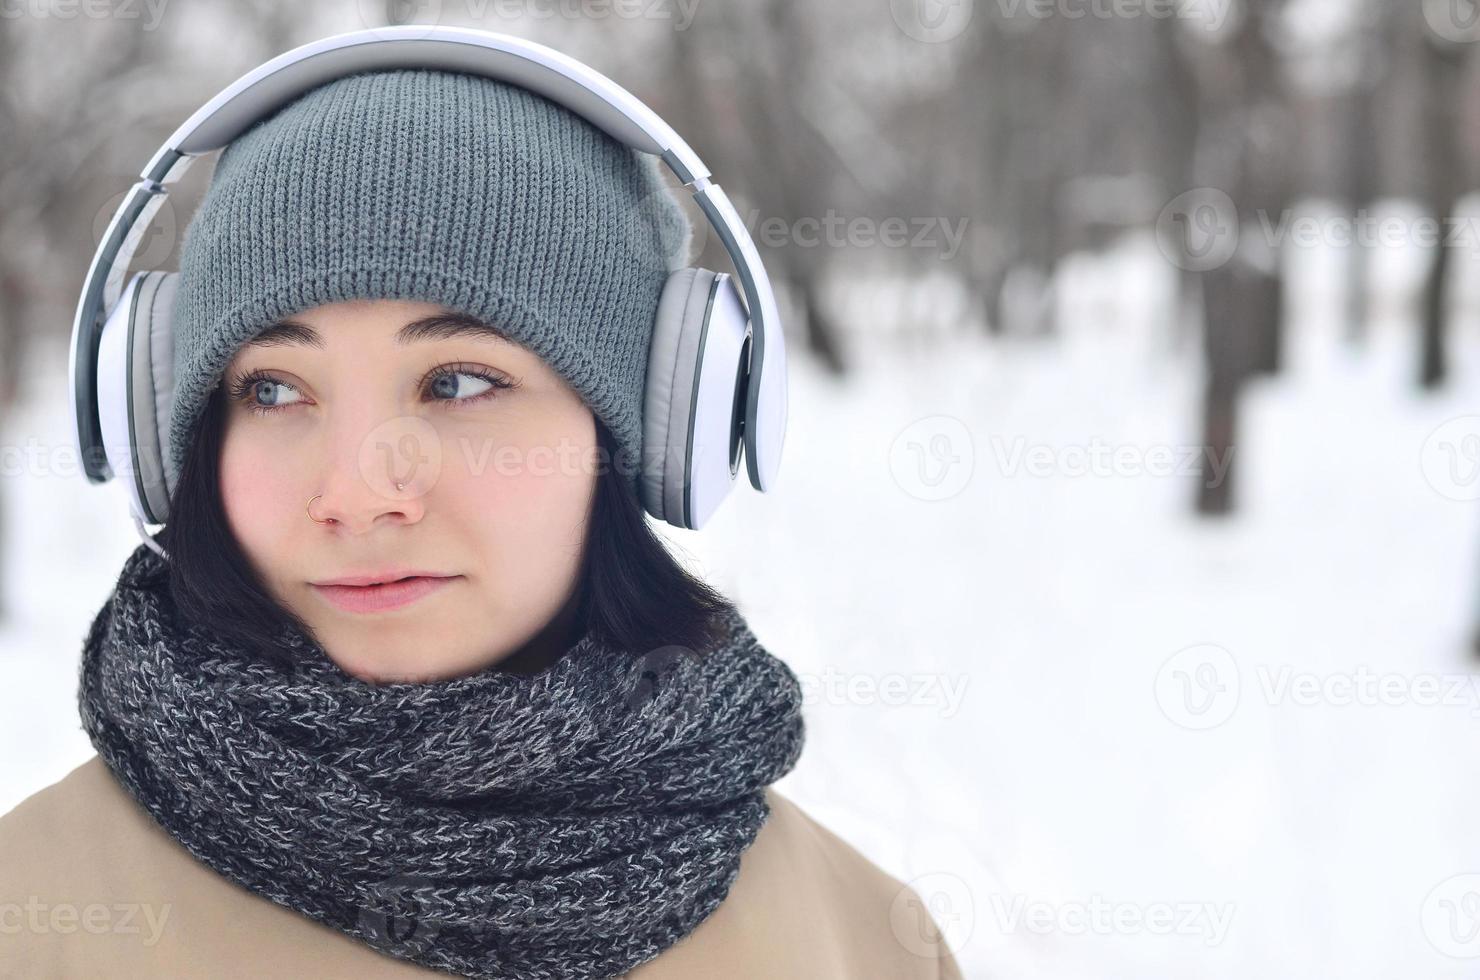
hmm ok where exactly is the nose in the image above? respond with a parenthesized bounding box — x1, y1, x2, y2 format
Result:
(307, 417, 428, 534)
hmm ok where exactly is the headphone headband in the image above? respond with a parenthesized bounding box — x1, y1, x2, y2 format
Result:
(70, 25, 784, 494)
(149, 27, 706, 180)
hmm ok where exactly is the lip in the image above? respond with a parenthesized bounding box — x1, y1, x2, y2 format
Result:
(313, 569, 451, 588)
(310, 574, 460, 614)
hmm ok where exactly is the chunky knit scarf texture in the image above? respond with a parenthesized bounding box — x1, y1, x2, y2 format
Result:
(77, 543, 806, 979)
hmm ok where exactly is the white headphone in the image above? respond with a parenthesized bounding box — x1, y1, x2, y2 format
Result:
(69, 25, 788, 557)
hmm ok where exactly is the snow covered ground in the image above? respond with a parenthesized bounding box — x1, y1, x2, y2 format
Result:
(5, 221, 1480, 977)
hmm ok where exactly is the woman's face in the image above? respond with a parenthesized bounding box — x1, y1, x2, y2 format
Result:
(217, 298, 599, 684)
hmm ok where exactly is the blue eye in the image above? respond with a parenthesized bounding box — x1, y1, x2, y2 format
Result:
(427, 368, 511, 403)
(227, 363, 518, 417)
(230, 374, 304, 415)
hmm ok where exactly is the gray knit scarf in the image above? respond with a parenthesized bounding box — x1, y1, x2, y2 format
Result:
(77, 542, 806, 980)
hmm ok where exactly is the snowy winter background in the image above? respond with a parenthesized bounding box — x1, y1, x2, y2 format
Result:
(6, 205, 1480, 979)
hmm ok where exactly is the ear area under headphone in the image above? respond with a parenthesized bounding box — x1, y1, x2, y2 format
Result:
(95, 269, 178, 527)
(641, 266, 751, 531)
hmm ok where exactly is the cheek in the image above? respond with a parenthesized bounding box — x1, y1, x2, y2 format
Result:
(218, 423, 304, 562)
(440, 407, 596, 562)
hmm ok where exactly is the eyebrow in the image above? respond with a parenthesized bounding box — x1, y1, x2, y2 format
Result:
(243, 311, 514, 350)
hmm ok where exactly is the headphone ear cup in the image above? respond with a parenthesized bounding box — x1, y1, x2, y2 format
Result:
(642, 267, 750, 530)
(96, 270, 177, 526)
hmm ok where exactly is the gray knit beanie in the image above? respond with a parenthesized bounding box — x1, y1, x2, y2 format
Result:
(167, 66, 693, 498)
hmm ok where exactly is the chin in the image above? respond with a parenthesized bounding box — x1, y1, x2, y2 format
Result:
(327, 652, 434, 686)
(358, 667, 440, 686)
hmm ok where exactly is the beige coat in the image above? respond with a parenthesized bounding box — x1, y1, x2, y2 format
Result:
(0, 756, 963, 979)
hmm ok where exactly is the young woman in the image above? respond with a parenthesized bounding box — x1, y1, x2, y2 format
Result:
(0, 47, 962, 980)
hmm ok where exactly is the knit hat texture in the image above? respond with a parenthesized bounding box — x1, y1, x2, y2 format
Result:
(167, 66, 694, 497)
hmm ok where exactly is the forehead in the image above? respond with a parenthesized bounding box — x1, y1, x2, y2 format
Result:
(242, 302, 516, 352)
